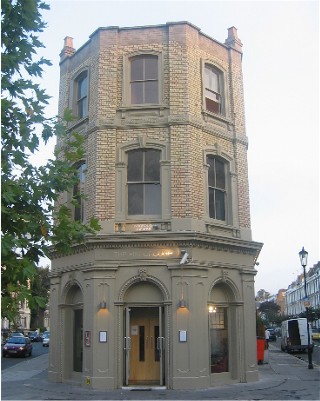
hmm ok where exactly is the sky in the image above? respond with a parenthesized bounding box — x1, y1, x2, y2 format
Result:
(36, 0, 319, 295)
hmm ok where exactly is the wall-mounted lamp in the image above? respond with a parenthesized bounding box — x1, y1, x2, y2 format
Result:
(208, 305, 216, 313)
(99, 301, 107, 310)
(178, 299, 187, 309)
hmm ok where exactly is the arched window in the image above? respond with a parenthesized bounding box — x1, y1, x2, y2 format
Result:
(130, 55, 159, 104)
(73, 162, 86, 222)
(204, 65, 224, 115)
(74, 71, 88, 119)
(127, 149, 161, 215)
(207, 155, 226, 221)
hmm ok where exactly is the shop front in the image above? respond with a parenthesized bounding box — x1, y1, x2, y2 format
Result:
(49, 239, 260, 390)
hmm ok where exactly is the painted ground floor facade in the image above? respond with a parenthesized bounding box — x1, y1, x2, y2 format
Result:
(48, 232, 261, 390)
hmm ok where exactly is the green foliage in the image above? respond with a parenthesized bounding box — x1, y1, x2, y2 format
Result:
(30, 266, 49, 328)
(1, 0, 100, 324)
(258, 301, 281, 327)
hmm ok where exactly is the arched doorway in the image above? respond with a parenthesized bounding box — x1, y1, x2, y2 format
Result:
(122, 280, 166, 386)
(64, 283, 83, 379)
(208, 281, 239, 382)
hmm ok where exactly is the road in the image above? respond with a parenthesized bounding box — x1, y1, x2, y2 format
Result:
(1, 341, 49, 370)
(272, 336, 320, 366)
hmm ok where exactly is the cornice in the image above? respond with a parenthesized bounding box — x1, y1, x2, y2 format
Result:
(80, 113, 249, 145)
(49, 231, 263, 260)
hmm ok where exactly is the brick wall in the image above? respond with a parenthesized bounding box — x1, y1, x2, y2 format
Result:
(57, 22, 252, 233)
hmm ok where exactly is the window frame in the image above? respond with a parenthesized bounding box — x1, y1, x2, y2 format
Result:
(115, 137, 170, 222)
(203, 148, 237, 227)
(123, 51, 163, 107)
(72, 161, 87, 223)
(209, 306, 229, 374)
(129, 54, 159, 105)
(127, 148, 162, 217)
(202, 61, 228, 119)
(207, 155, 227, 221)
(71, 68, 89, 121)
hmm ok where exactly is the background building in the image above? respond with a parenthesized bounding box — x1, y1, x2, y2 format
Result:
(285, 262, 320, 320)
(49, 22, 263, 390)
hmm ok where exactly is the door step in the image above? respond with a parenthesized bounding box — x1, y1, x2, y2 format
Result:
(122, 386, 166, 391)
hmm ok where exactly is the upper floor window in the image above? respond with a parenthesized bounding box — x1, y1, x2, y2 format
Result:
(75, 71, 88, 119)
(204, 65, 223, 115)
(130, 55, 159, 104)
(207, 155, 226, 221)
(127, 149, 161, 215)
(73, 162, 86, 222)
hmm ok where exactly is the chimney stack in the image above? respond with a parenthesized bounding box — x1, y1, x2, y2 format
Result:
(225, 27, 243, 52)
(60, 36, 75, 61)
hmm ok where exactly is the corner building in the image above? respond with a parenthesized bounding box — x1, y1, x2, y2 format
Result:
(49, 22, 263, 390)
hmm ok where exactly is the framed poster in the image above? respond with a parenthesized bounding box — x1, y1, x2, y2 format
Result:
(179, 330, 187, 342)
(99, 331, 107, 343)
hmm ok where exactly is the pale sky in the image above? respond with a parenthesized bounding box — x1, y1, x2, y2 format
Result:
(37, 0, 319, 295)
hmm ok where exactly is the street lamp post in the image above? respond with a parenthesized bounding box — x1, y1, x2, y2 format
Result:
(299, 246, 313, 369)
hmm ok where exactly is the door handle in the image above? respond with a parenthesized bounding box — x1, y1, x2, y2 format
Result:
(124, 336, 131, 351)
(157, 336, 165, 351)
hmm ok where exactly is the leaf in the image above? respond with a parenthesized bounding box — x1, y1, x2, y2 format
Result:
(1, 0, 101, 322)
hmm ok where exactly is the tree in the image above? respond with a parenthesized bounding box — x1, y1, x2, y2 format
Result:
(256, 289, 271, 302)
(1, 0, 100, 324)
(30, 265, 50, 329)
(258, 301, 281, 326)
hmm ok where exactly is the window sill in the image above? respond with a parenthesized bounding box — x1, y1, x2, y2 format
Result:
(202, 109, 232, 126)
(118, 104, 168, 118)
(205, 221, 240, 238)
(67, 116, 89, 131)
(115, 220, 171, 233)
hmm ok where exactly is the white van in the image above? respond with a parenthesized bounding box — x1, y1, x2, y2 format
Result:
(281, 318, 313, 353)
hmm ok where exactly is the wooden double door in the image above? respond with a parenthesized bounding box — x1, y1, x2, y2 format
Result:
(124, 307, 164, 385)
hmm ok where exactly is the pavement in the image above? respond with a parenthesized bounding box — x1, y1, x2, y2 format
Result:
(1, 344, 320, 400)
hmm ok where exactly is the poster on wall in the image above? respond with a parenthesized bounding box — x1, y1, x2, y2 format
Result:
(179, 330, 187, 342)
(99, 331, 107, 343)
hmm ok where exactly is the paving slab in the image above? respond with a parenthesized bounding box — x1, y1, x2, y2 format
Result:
(1, 345, 319, 400)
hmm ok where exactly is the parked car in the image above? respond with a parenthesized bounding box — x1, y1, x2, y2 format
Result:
(2, 336, 32, 357)
(9, 332, 25, 338)
(312, 328, 320, 341)
(28, 331, 41, 342)
(267, 328, 277, 341)
(42, 333, 50, 347)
